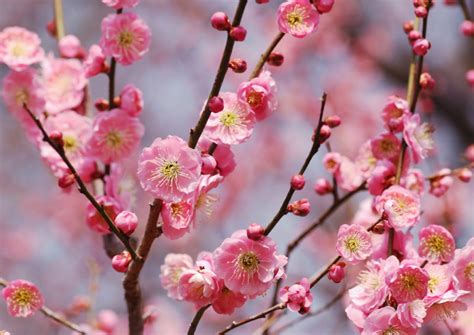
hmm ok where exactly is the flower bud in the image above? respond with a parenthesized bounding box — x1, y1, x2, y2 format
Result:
(466, 69, 474, 87)
(256, 0, 269, 3)
(230, 26, 247, 42)
(465, 144, 474, 162)
(317, 124, 332, 143)
(201, 153, 217, 175)
(419, 72, 435, 89)
(208, 96, 224, 113)
(97, 310, 119, 333)
(324, 115, 341, 128)
(58, 173, 75, 189)
(314, 0, 335, 14)
(460, 20, 474, 37)
(229, 58, 247, 73)
(247, 223, 265, 241)
(328, 262, 346, 283)
(403, 21, 414, 34)
(457, 168, 472, 183)
(112, 251, 132, 273)
(114, 211, 138, 235)
(211, 12, 231, 31)
(314, 178, 332, 195)
(287, 198, 311, 217)
(59, 35, 85, 59)
(414, 6, 428, 18)
(291, 174, 306, 190)
(46, 20, 57, 38)
(371, 222, 386, 234)
(95, 98, 109, 111)
(267, 52, 284, 66)
(49, 130, 64, 148)
(413, 38, 431, 56)
(408, 30, 421, 44)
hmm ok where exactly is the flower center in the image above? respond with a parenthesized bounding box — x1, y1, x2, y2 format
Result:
(170, 203, 183, 217)
(401, 273, 417, 291)
(238, 251, 259, 273)
(11, 288, 34, 307)
(10, 42, 27, 57)
(63, 135, 77, 152)
(105, 130, 122, 148)
(380, 139, 394, 153)
(426, 234, 445, 254)
(160, 160, 181, 182)
(382, 326, 401, 335)
(344, 236, 360, 252)
(15, 89, 29, 106)
(118, 31, 134, 47)
(220, 111, 240, 127)
(465, 262, 474, 282)
(428, 276, 439, 293)
(287, 7, 305, 27)
(247, 90, 264, 108)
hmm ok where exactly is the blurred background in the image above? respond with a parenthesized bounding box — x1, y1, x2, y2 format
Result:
(1, 0, 473, 334)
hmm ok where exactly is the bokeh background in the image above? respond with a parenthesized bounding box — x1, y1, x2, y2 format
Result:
(1, 0, 473, 334)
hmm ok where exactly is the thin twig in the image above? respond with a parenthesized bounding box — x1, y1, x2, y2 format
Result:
(53, 0, 65, 40)
(0, 278, 85, 334)
(458, 0, 472, 21)
(187, 304, 211, 335)
(188, 0, 248, 149)
(22, 104, 139, 260)
(263, 92, 328, 236)
(249, 32, 285, 79)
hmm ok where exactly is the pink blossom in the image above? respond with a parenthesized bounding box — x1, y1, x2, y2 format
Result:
(96, 309, 118, 333)
(355, 140, 377, 179)
(328, 262, 346, 283)
(323, 152, 341, 173)
(237, 70, 277, 121)
(370, 132, 401, 161)
(424, 288, 469, 322)
(102, 0, 139, 9)
(197, 137, 236, 177)
(111, 251, 131, 272)
(429, 168, 454, 197)
(114, 210, 138, 235)
(137, 135, 202, 202)
(212, 285, 247, 315)
(313, 177, 332, 195)
(42, 57, 87, 114)
(160, 253, 194, 300)
(213, 230, 280, 297)
(381, 95, 410, 132)
(193, 174, 223, 223)
(287, 198, 311, 216)
(279, 278, 313, 314)
(387, 264, 430, 303)
(336, 224, 372, 264)
(452, 239, 474, 291)
(85, 195, 122, 234)
(402, 168, 425, 196)
(425, 264, 452, 297)
(87, 108, 144, 164)
(397, 300, 427, 329)
(160, 199, 195, 240)
(274, 254, 289, 282)
(375, 185, 421, 230)
(203, 92, 255, 145)
(59, 35, 84, 59)
(1, 279, 44, 317)
(367, 160, 396, 196)
(0, 27, 44, 71)
(335, 156, 365, 191)
(178, 261, 221, 308)
(362, 306, 415, 335)
(100, 12, 151, 66)
(40, 111, 95, 180)
(120, 84, 143, 117)
(83, 45, 107, 78)
(277, 0, 320, 38)
(418, 225, 455, 264)
(403, 114, 435, 164)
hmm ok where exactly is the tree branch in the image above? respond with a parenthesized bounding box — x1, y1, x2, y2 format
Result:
(187, 304, 211, 335)
(53, 0, 65, 40)
(249, 32, 285, 79)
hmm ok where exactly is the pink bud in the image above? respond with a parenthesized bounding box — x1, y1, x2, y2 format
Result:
(371, 222, 386, 234)
(208, 96, 224, 113)
(466, 69, 474, 87)
(403, 21, 414, 34)
(419, 72, 435, 89)
(59, 35, 84, 59)
(201, 154, 217, 175)
(328, 262, 346, 283)
(290, 174, 306, 190)
(457, 168, 472, 183)
(46, 20, 57, 38)
(317, 124, 332, 143)
(58, 173, 75, 189)
(114, 211, 138, 235)
(408, 30, 421, 43)
(49, 130, 64, 148)
(230, 26, 247, 42)
(267, 52, 284, 66)
(287, 198, 311, 217)
(324, 115, 342, 128)
(247, 223, 265, 241)
(112, 251, 132, 273)
(465, 144, 474, 162)
(97, 309, 119, 333)
(95, 98, 109, 111)
(460, 20, 474, 37)
(229, 58, 247, 73)
(414, 6, 428, 18)
(314, 0, 335, 14)
(313, 178, 333, 195)
(256, 0, 269, 3)
(413, 38, 431, 56)
(211, 12, 231, 31)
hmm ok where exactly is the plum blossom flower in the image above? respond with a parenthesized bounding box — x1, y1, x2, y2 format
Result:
(0, 27, 44, 71)
(197, 137, 236, 177)
(402, 168, 425, 196)
(334, 156, 365, 192)
(203, 92, 255, 145)
(387, 264, 430, 303)
(102, 0, 139, 9)
(85, 195, 122, 234)
(160, 253, 194, 300)
(58, 35, 84, 59)
(418, 225, 455, 264)
(213, 229, 281, 297)
(397, 300, 427, 329)
(83, 45, 107, 78)
(452, 238, 474, 291)
(87, 108, 144, 164)
(425, 264, 452, 297)
(1, 279, 44, 317)
(277, 0, 320, 38)
(424, 288, 470, 322)
(381, 95, 410, 132)
(178, 260, 221, 308)
(120, 84, 143, 117)
(336, 224, 373, 264)
(279, 278, 313, 314)
(100, 12, 151, 66)
(160, 198, 195, 240)
(2, 68, 44, 117)
(403, 114, 435, 163)
(42, 57, 87, 114)
(367, 160, 396, 196)
(104, 164, 136, 210)
(137, 135, 202, 202)
(370, 132, 401, 161)
(375, 185, 421, 230)
(362, 306, 415, 335)
(237, 70, 277, 121)
(212, 285, 247, 315)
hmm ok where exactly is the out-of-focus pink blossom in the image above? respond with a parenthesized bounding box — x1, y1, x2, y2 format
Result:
(381, 96, 409, 132)
(120, 84, 143, 117)
(102, 0, 139, 9)
(86, 195, 122, 234)
(313, 177, 332, 195)
(0, 27, 44, 71)
(59, 35, 84, 59)
(277, 0, 320, 38)
(1, 279, 44, 317)
(96, 309, 119, 333)
(279, 278, 313, 314)
(83, 45, 107, 78)
(429, 168, 453, 197)
(370, 133, 401, 161)
(160, 253, 194, 300)
(314, 0, 335, 14)
(452, 238, 474, 291)
(403, 114, 435, 164)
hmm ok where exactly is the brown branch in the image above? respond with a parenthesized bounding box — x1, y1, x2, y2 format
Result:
(122, 198, 162, 335)
(263, 92, 328, 236)
(22, 104, 139, 260)
(249, 32, 285, 79)
(188, 0, 248, 149)
(459, 0, 472, 21)
(53, 0, 65, 40)
(187, 304, 211, 335)
(0, 278, 85, 334)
